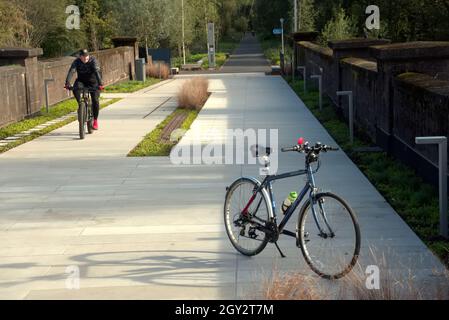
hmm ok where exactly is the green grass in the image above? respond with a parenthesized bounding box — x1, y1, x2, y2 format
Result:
(172, 52, 228, 70)
(171, 37, 240, 70)
(260, 37, 293, 65)
(104, 78, 161, 93)
(0, 99, 79, 140)
(0, 98, 120, 154)
(287, 77, 449, 267)
(128, 108, 198, 157)
(217, 36, 240, 54)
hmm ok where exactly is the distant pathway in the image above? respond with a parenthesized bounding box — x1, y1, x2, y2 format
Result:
(220, 33, 272, 74)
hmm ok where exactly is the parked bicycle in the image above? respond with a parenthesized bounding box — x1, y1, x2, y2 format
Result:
(224, 138, 361, 279)
(67, 85, 98, 140)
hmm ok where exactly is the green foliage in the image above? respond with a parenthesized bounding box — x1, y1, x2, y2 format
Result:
(0, 99, 79, 141)
(104, 78, 161, 93)
(252, 0, 449, 42)
(0, 0, 28, 46)
(234, 16, 249, 33)
(298, 0, 316, 32)
(0, 0, 250, 58)
(260, 38, 293, 65)
(128, 108, 198, 157)
(2, 0, 449, 57)
(320, 6, 357, 44)
(253, 0, 291, 37)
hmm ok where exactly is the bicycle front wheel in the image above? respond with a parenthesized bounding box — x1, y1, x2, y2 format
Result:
(78, 102, 86, 140)
(224, 178, 270, 256)
(298, 192, 360, 279)
(87, 105, 93, 134)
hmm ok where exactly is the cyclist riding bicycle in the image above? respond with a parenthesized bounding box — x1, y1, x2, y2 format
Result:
(65, 49, 104, 130)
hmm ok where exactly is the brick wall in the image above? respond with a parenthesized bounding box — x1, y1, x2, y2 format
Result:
(0, 65, 27, 126)
(294, 37, 449, 187)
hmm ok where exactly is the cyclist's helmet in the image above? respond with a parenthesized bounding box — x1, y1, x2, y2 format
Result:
(79, 49, 89, 57)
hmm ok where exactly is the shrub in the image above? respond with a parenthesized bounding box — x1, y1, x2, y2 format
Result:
(177, 77, 209, 110)
(146, 62, 170, 79)
(258, 252, 449, 300)
(261, 271, 325, 300)
(319, 6, 357, 45)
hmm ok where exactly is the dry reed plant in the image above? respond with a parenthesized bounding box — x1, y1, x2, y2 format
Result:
(146, 62, 170, 79)
(258, 247, 449, 300)
(177, 77, 209, 110)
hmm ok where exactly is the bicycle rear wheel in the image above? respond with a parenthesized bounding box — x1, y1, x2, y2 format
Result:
(78, 102, 86, 140)
(224, 178, 270, 256)
(298, 192, 360, 279)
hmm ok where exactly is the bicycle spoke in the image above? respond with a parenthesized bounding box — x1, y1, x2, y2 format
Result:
(224, 179, 269, 256)
(300, 193, 360, 279)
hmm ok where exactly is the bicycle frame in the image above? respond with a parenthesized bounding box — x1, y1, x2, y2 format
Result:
(79, 88, 93, 107)
(79, 89, 94, 121)
(241, 162, 334, 239)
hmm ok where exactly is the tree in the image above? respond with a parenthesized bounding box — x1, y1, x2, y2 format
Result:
(253, 0, 292, 38)
(7, 0, 68, 48)
(320, 6, 357, 44)
(75, 0, 117, 51)
(0, 0, 28, 47)
(298, 0, 316, 32)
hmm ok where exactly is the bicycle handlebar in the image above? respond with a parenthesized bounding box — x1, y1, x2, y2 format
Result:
(281, 146, 300, 152)
(65, 85, 103, 92)
(281, 142, 339, 154)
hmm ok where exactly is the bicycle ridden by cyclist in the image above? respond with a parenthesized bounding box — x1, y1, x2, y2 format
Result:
(65, 49, 105, 130)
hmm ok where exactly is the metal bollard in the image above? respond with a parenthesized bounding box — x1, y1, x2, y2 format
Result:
(415, 136, 448, 238)
(135, 58, 146, 82)
(310, 75, 322, 110)
(44, 78, 54, 113)
(337, 91, 354, 145)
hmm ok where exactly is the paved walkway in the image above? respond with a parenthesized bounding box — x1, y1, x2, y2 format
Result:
(220, 33, 272, 74)
(1, 80, 179, 159)
(179, 33, 272, 75)
(0, 37, 446, 299)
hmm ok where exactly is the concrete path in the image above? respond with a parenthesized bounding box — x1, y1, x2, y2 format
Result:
(0, 80, 179, 159)
(179, 33, 272, 75)
(0, 37, 446, 299)
(221, 33, 272, 74)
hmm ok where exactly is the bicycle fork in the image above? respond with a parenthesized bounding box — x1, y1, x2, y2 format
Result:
(308, 170, 335, 238)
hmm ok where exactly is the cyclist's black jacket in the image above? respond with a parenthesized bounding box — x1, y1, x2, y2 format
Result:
(65, 56, 103, 87)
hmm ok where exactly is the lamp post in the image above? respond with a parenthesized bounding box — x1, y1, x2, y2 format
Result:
(280, 18, 285, 55)
(292, 1, 297, 81)
(294, 0, 298, 32)
(182, 0, 186, 65)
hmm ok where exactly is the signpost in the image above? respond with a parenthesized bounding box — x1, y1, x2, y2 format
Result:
(273, 28, 282, 35)
(207, 22, 215, 70)
(280, 18, 285, 55)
